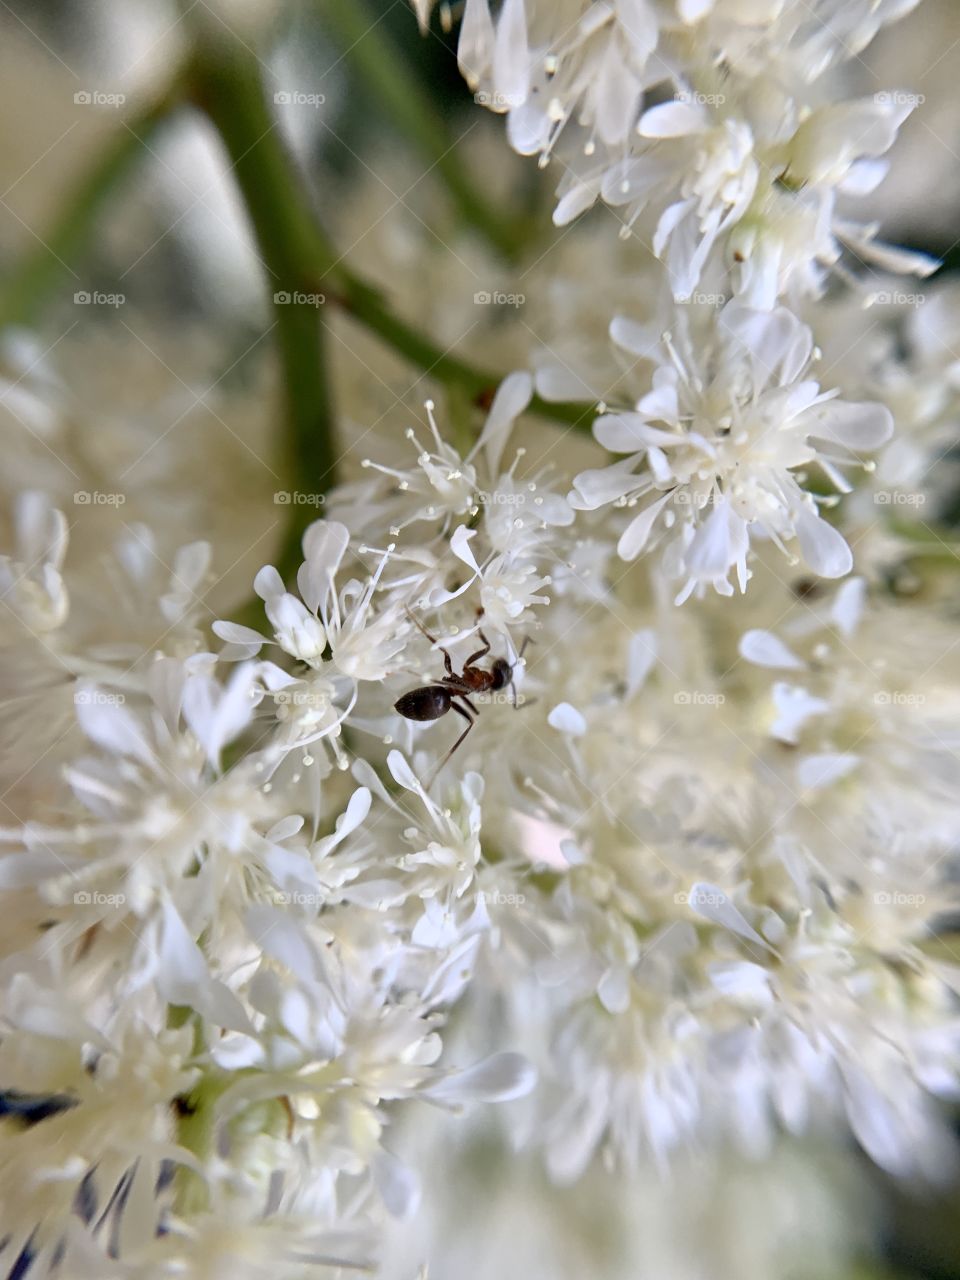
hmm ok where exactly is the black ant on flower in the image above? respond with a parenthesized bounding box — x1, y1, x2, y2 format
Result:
(394, 609, 530, 780)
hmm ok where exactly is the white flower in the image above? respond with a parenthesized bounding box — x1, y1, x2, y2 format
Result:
(0, 491, 68, 632)
(599, 103, 759, 300)
(460, 0, 659, 158)
(571, 302, 892, 598)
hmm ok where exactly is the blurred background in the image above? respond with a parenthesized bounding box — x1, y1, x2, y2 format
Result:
(2, 1, 960, 1276)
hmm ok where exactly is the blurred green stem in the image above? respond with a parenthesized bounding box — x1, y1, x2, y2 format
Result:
(0, 83, 186, 329)
(320, 0, 526, 260)
(190, 31, 339, 578)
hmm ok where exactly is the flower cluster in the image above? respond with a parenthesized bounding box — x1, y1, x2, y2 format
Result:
(1, 0, 959, 1275)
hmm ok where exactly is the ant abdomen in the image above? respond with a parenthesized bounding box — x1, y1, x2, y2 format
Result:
(394, 685, 452, 722)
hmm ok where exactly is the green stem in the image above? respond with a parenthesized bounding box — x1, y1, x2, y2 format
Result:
(0, 84, 186, 328)
(189, 31, 339, 579)
(320, 0, 527, 260)
(332, 264, 594, 429)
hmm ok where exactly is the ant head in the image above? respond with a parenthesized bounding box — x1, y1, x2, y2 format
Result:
(490, 657, 513, 690)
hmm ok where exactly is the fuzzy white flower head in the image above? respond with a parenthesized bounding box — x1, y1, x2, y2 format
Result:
(571, 302, 892, 598)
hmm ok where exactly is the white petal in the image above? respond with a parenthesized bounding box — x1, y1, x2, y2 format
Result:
(617, 493, 671, 560)
(254, 565, 285, 601)
(374, 1150, 421, 1219)
(598, 966, 630, 1013)
(387, 749, 425, 795)
(593, 413, 664, 452)
(685, 499, 748, 579)
(449, 524, 480, 573)
(610, 315, 660, 359)
(830, 577, 866, 636)
(213, 621, 266, 646)
(430, 1052, 536, 1102)
(687, 882, 774, 951)
(75, 690, 153, 764)
(638, 101, 707, 137)
(795, 507, 852, 579)
(458, 0, 494, 88)
(796, 752, 859, 788)
(476, 370, 533, 476)
(804, 399, 893, 451)
(492, 0, 529, 107)
(547, 702, 587, 736)
(570, 460, 639, 509)
(298, 521, 349, 613)
(739, 629, 805, 670)
(626, 628, 657, 695)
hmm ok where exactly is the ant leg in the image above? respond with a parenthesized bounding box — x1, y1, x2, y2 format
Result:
(464, 629, 491, 668)
(404, 606, 454, 677)
(459, 694, 480, 717)
(426, 701, 474, 788)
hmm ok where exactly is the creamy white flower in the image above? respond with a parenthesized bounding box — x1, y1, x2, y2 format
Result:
(460, 0, 660, 159)
(571, 302, 892, 597)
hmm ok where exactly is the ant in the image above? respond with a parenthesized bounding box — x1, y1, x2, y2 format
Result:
(394, 610, 529, 780)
